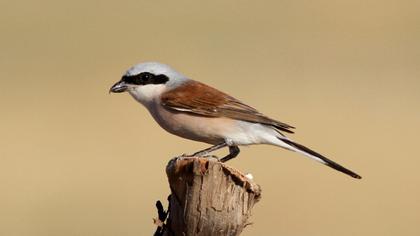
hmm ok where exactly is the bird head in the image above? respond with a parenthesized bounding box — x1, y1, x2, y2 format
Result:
(109, 62, 188, 105)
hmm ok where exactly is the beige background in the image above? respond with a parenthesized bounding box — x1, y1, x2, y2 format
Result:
(1, 0, 419, 235)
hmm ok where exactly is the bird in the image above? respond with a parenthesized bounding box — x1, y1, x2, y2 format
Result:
(109, 62, 361, 179)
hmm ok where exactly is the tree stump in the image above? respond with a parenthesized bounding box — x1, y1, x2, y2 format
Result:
(154, 156, 262, 236)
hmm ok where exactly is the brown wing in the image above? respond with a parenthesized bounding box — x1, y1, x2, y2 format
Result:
(160, 80, 295, 134)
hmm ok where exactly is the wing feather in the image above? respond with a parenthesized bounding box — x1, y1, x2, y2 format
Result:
(160, 81, 295, 133)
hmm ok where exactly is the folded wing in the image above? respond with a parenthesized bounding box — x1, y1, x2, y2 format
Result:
(160, 80, 295, 134)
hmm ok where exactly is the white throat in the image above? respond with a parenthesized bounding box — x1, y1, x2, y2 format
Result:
(128, 84, 166, 107)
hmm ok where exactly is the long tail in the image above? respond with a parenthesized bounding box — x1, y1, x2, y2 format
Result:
(277, 137, 362, 179)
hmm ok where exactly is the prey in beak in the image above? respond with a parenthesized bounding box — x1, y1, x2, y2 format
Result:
(109, 80, 128, 93)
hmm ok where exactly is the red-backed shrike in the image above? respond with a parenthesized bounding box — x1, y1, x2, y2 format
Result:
(110, 62, 361, 179)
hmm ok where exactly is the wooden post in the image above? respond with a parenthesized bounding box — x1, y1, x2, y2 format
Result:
(154, 156, 262, 236)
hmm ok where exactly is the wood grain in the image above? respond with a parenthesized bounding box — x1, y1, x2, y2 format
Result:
(159, 156, 261, 236)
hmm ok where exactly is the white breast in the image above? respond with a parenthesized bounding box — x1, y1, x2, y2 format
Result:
(140, 100, 280, 146)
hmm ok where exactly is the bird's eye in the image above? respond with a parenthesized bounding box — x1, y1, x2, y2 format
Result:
(141, 72, 153, 82)
(133, 76, 143, 84)
(122, 72, 168, 85)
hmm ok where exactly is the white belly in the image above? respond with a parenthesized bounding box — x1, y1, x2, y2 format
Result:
(146, 102, 279, 146)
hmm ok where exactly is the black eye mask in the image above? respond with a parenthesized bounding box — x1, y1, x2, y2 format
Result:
(122, 72, 169, 85)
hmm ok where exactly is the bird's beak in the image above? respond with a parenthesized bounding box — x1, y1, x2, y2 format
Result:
(109, 80, 128, 93)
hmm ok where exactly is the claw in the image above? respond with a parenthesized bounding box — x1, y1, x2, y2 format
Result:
(201, 154, 220, 161)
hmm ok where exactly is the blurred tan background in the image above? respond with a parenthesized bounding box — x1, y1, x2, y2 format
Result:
(1, 0, 419, 235)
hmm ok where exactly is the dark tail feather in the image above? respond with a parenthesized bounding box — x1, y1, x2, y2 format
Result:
(281, 139, 362, 179)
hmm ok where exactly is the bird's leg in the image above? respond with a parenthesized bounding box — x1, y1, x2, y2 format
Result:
(220, 146, 240, 162)
(184, 143, 240, 162)
(191, 142, 227, 157)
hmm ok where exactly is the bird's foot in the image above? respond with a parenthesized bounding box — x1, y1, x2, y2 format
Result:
(202, 155, 220, 161)
(181, 150, 209, 157)
(178, 153, 220, 161)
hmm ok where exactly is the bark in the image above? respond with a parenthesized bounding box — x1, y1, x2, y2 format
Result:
(155, 156, 261, 236)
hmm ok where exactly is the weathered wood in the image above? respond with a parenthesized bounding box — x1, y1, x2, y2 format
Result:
(157, 156, 261, 236)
